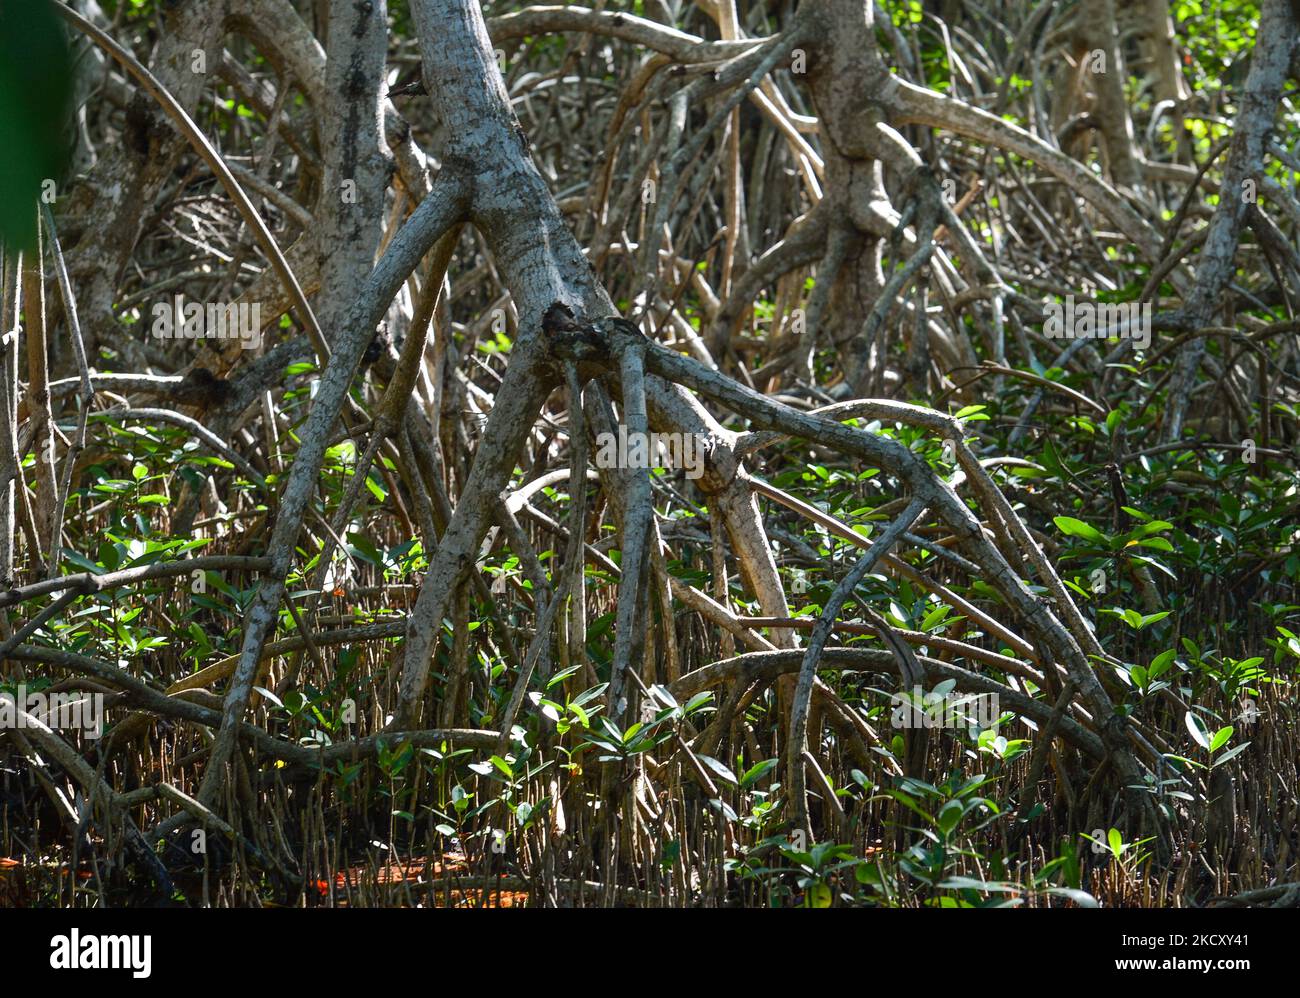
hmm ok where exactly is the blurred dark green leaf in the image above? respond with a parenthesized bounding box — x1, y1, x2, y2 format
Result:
(0, 0, 74, 250)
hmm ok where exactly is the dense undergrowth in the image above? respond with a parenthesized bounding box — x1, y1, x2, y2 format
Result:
(1, 0, 1298, 908)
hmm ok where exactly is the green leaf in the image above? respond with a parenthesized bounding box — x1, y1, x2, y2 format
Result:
(1053, 516, 1104, 543)
(920, 605, 954, 631)
(62, 550, 104, 575)
(1185, 711, 1211, 750)
(739, 758, 778, 789)
(1210, 742, 1250, 767)
(697, 755, 738, 786)
(545, 665, 581, 689)
(1046, 887, 1099, 908)
(683, 692, 714, 713)
(939, 875, 1018, 892)
(1148, 649, 1177, 678)
(1209, 727, 1234, 753)
(937, 800, 964, 836)
(364, 474, 387, 502)
(804, 882, 832, 908)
